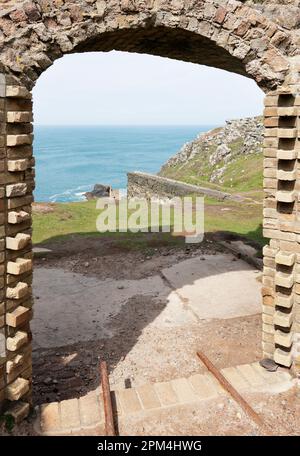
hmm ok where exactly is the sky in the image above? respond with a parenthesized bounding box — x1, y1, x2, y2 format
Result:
(33, 51, 264, 126)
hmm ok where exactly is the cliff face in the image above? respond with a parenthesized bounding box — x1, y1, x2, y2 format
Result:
(159, 117, 263, 192)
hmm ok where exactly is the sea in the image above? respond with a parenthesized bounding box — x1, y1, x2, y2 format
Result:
(33, 125, 213, 202)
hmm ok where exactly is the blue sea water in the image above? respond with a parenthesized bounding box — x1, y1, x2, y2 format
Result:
(33, 125, 212, 202)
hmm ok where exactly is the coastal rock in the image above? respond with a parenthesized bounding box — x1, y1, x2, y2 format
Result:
(84, 184, 111, 200)
(209, 144, 231, 166)
(211, 166, 226, 184)
(159, 116, 263, 187)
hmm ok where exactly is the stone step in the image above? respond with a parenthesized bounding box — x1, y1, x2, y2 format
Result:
(33, 362, 295, 436)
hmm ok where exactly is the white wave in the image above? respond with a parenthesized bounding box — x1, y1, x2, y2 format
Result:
(48, 184, 130, 203)
(49, 184, 93, 202)
(75, 191, 86, 197)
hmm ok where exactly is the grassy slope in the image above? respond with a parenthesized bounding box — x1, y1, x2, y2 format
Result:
(33, 201, 98, 244)
(220, 154, 263, 192)
(204, 198, 263, 246)
(32, 198, 264, 248)
(159, 136, 263, 196)
(33, 201, 183, 245)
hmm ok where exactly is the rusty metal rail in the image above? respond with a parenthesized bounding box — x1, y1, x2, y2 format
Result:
(100, 361, 116, 436)
(197, 351, 271, 434)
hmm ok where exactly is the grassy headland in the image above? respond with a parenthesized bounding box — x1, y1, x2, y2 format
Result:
(33, 117, 265, 249)
(32, 197, 264, 248)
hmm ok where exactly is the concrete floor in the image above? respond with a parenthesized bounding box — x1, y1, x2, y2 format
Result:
(12, 251, 299, 437)
(32, 253, 261, 349)
(162, 254, 261, 320)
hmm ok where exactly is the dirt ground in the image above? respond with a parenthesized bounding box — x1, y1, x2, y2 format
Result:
(34, 233, 226, 280)
(29, 235, 262, 405)
(115, 388, 300, 437)
(31, 314, 261, 404)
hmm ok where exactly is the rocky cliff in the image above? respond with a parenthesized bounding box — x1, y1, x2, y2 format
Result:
(159, 117, 263, 192)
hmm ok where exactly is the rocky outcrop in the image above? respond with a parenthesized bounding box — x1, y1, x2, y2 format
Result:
(159, 117, 263, 187)
(84, 184, 111, 200)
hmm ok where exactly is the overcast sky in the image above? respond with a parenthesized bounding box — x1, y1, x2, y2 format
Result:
(33, 51, 264, 126)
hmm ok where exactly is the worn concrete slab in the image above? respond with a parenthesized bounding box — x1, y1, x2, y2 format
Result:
(162, 254, 261, 320)
(32, 253, 261, 349)
(32, 267, 196, 348)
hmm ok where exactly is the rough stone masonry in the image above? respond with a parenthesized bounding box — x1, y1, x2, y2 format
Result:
(0, 0, 300, 423)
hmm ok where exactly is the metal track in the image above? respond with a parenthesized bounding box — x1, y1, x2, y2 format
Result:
(197, 351, 271, 434)
(100, 361, 116, 436)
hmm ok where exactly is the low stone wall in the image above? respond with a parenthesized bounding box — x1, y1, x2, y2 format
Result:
(127, 172, 241, 201)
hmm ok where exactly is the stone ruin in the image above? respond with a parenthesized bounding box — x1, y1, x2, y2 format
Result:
(0, 0, 299, 422)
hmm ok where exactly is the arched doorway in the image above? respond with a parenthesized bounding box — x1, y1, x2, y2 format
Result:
(0, 0, 298, 424)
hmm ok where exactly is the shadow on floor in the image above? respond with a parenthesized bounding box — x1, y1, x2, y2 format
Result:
(31, 230, 263, 405)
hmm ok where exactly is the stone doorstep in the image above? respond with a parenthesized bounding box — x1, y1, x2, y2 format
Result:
(33, 362, 295, 436)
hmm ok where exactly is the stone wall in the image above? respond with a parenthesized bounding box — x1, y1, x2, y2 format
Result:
(127, 171, 241, 201)
(246, 1, 300, 34)
(0, 0, 294, 91)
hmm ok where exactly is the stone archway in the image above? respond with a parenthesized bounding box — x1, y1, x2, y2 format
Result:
(0, 0, 299, 421)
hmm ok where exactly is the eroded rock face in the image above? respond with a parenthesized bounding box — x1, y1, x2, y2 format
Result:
(0, 0, 295, 90)
(162, 117, 263, 167)
(209, 144, 231, 166)
(160, 116, 263, 185)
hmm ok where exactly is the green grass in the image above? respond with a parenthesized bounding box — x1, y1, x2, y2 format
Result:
(220, 153, 263, 192)
(32, 200, 188, 246)
(32, 200, 100, 244)
(32, 197, 265, 248)
(204, 199, 264, 246)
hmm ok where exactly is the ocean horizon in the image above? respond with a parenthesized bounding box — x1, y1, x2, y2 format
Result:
(33, 125, 215, 202)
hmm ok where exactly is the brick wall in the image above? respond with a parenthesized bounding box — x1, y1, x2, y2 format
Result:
(263, 90, 300, 371)
(0, 75, 34, 422)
